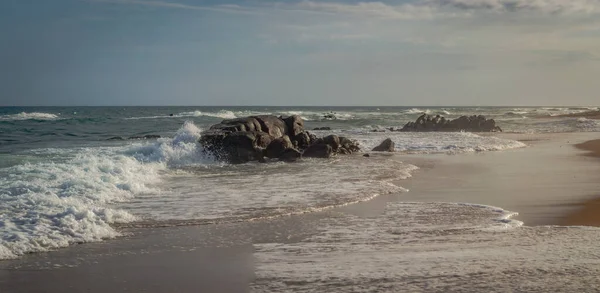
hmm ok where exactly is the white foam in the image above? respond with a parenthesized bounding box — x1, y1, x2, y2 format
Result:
(251, 202, 600, 292)
(337, 131, 527, 154)
(181, 110, 238, 119)
(277, 111, 314, 121)
(405, 108, 431, 114)
(0, 149, 154, 259)
(0, 112, 60, 121)
(0, 121, 217, 259)
(119, 155, 418, 222)
(124, 109, 274, 120)
(125, 121, 217, 167)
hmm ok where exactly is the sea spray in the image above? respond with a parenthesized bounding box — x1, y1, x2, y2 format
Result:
(0, 121, 216, 259)
(125, 121, 217, 167)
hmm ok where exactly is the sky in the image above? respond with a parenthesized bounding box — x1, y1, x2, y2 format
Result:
(2, 0, 600, 106)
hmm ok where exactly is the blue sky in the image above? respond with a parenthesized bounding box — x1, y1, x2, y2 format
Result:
(2, 0, 600, 106)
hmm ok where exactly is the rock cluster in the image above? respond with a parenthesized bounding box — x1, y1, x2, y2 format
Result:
(400, 114, 502, 132)
(200, 115, 360, 163)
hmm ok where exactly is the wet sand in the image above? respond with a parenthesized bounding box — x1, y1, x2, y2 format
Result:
(560, 138, 600, 226)
(396, 132, 600, 226)
(574, 139, 600, 157)
(2, 132, 600, 292)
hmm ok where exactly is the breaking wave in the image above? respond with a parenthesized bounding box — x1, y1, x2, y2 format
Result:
(0, 121, 216, 259)
(0, 112, 60, 121)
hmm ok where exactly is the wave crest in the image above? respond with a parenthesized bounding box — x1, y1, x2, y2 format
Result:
(0, 112, 59, 121)
(0, 121, 218, 259)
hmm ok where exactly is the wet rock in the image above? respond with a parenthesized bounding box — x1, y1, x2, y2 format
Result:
(313, 127, 332, 130)
(265, 136, 294, 159)
(372, 138, 395, 152)
(283, 115, 304, 137)
(201, 115, 360, 163)
(400, 114, 502, 132)
(279, 148, 302, 162)
(303, 143, 333, 158)
(323, 135, 341, 151)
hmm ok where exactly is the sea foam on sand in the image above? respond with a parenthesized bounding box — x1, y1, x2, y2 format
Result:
(252, 201, 600, 293)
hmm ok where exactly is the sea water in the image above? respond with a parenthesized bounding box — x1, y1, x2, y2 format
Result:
(0, 106, 597, 262)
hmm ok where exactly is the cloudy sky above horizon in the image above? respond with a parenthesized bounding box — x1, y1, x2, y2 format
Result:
(2, 0, 600, 106)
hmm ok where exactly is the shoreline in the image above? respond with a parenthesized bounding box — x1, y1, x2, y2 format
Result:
(400, 132, 600, 226)
(2, 132, 600, 292)
(574, 139, 600, 158)
(560, 138, 600, 226)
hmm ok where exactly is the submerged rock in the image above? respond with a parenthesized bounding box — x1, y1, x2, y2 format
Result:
(200, 115, 360, 163)
(400, 114, 502, 132)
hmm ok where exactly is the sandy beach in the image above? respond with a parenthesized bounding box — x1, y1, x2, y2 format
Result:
(574, 139, 600, 157)
(2, 132, 600, 292)
(559, 138, 600, 226)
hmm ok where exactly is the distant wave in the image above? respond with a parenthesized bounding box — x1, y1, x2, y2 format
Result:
(125, 110, 265, 120)
(402, 108, 452, 116)
(178, 110, 238, 119)
(404, 108, 431, 114)
(0, 112, 60, 121)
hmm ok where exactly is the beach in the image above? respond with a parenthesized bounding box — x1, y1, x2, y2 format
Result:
(559, 138, 600, 227)
(2, 131, 600, 292)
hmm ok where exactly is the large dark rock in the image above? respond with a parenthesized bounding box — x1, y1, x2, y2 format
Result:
(372, 138, 395, 152)
(255, 115, 288, 138)
(400, 114, 502, 132)
(292, 132, 312, 150)
(339, 136, 360, 153)
(283, 115, 304, 137)
(200, 115, 361, 163)
(303, 135, 360, 158)
(279, 148, 302, 162)
(303, 143, 333, 158)
(265, 136, 293, 159)
(323, 135, 340, 151)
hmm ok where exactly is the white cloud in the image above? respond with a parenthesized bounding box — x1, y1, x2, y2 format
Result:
(292, 1, 460, 19)
(87, 0, 257, 14)
(429, 0, 600, 14)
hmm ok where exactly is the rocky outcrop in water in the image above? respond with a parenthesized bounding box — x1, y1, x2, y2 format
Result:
(200, 115, 360, 163)
(372, 138, 395, 152)
(400, 114, 502, 132)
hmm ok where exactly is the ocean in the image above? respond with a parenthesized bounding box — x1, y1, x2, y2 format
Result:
(1, 106, 600, 291)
